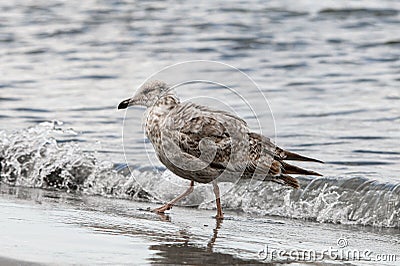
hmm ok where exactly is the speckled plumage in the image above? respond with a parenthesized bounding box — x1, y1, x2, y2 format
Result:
(119, 80, 322, 189)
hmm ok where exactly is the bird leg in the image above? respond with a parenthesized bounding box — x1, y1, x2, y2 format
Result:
(212, 181, 224, 219)
(152, 180, 194, 213)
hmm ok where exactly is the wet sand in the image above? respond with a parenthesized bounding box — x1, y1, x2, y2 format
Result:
(0, 184, 399, 265)
(0, 257, 40, 266)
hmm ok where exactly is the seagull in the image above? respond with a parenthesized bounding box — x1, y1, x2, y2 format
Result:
(118, 80, 322, 219)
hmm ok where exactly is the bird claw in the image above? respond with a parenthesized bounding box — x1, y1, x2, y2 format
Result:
(152, 204, 173, 213)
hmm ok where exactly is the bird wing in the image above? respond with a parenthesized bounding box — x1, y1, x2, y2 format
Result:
(161, 102, 250, 172)
(247, 132, 322, 177)
(160, 102, 322, 181)
(246, 132, 280, 175)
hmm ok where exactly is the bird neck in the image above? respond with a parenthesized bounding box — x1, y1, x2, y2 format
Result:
(144, 95, 179, 147)
(152, 94, 179, 114)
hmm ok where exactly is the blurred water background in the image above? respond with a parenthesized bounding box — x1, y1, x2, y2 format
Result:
(0, 0, 399, 264)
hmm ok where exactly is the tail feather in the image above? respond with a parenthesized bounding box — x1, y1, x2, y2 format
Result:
(279, 149, 324, 163)
(275, 174, 300, 189)
(281, 161, 322, 176)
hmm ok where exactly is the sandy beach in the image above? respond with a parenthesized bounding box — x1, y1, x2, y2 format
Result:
(0, 257, 40, 266)
(0, 184, 398, 265)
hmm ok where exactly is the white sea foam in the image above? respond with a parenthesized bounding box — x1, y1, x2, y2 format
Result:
(0, 122, 398, 228)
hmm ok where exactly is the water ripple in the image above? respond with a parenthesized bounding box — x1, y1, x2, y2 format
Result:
(318, 8, 399, 18)
(294, 109, 366, 118)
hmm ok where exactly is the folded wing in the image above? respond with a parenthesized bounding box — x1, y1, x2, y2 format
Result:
(161, 102, 322, 188)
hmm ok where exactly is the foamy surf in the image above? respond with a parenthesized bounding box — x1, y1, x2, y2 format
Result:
(1, 122, 398, 228)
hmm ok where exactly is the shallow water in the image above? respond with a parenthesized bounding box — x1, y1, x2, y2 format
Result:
(0, 0, 399, 264)
(1, 185, 399, 265)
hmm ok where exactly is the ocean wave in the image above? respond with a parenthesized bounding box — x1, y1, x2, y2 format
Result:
(0, 122, 398, 228)
(0, 122, 150, 200)
(222, 176, 400, 228)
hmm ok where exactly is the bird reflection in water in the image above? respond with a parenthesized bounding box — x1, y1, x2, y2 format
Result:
(207, 218, 222, 252)
(149, 212, 263, 264)
(153, 211, 222, 251)
(148, 214, 261, 264)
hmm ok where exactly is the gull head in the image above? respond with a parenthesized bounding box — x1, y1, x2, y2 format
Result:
(118, 80, 170, 109)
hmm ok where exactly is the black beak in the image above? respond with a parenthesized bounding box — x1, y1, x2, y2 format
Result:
(118, 98, 130, 110)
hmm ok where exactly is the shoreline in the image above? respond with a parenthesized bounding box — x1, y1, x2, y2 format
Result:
(0, 185, 399, 265)
(0, 256, 41, 266)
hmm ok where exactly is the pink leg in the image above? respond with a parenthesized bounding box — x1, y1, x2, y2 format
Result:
(153, 180, 194, 213)
(212, 181, 224, 219)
